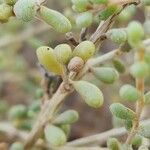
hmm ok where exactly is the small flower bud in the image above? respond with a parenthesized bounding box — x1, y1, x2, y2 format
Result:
(76, 12, 93, 28)
(68, 57, 84, 72)
(53, 109, 79, 125)
(119, 84, 141, 102)
(109, 103, 136, 120)
(44, 124, 67, 146)
(72, 80, 104, 108)
(73, 41, 95, 62)
(39, 6, 72, 33)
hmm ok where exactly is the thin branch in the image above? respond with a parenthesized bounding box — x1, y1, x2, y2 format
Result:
(76, 48, 122, 79)
(79, 28, 88, 42)
(0, 122, 28, 141)
(66, 119, 150, 147)
(126, 46, 146, 144)
(89, 0, 139, 44)
(24, 82, 72, 149)
(65, 32, 79, 46)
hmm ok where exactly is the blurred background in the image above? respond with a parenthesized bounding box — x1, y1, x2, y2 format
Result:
(0, 0, 150, 148)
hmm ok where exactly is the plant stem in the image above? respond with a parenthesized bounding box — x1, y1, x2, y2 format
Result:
(125, 47, 145, 145)
(76, 49, 122, 79)
(24, 82, 72, 149)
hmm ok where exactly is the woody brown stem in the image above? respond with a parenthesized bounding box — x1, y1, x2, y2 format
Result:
(126, 47, 145, 144)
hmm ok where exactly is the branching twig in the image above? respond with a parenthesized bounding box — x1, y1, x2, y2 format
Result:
(24, 82, 72, 149)
(24, 1, 142, 149)
(89, 0, 139, 44)
(126, 46, 146, 144)
(24, 37, 150, 149)
(66, 119, 150, 147)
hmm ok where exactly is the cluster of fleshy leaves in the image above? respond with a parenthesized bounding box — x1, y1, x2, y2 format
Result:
(2, 0, 150, 149)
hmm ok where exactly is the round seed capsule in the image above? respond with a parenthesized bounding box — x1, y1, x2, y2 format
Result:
(54, 44, 72, 64)
(91, 67, 119, 84)
(72, 80, 104, 108)
(112, 59, 126, 73)
(0, 3, 13, 23)
(71, 0, 90, 12)
(10, 142, 24, 150)
(53, 110, 79, 125)
(14, 0, 38, 22)
(4, 0, 17, 6)
(39, 6, 72, 33)
(36, 46, 63, 75)
(107, 138, 121, 150)
(73, 41, 95, 62)
(90, 0, 108, 4)
(107, 29, 127, 45)
(9, 105, 27, 120)
(127, 21, 144, 48)
(130, 61, 149, 78)
(68, 56, 84, 72)
(144, 91, 150, 104)
(119, 84, 141, 102)
(109, 103, 136, 120)
(76, 12, 93, 28)
(44, 124, 67, 146)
